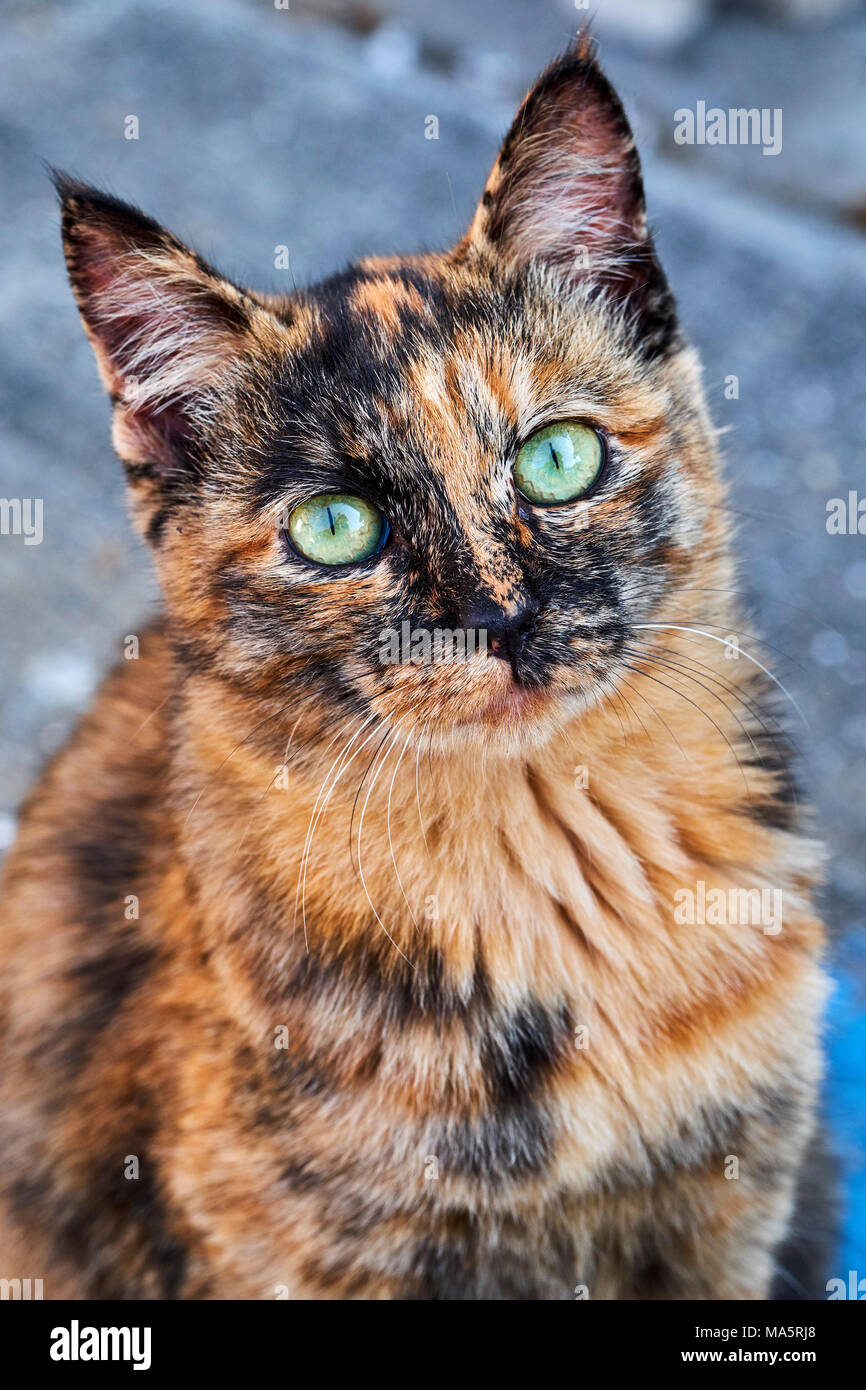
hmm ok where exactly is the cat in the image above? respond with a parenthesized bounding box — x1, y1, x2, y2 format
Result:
(0, 35, 831, 1300)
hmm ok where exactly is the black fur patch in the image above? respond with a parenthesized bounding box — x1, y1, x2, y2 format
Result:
(11, 1113, 188, 1300)
(61, 935, 157, 1074)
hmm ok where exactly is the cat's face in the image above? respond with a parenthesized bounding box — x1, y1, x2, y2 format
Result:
(58, 40, 724, 750)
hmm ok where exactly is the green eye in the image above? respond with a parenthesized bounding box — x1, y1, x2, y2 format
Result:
(513, 421, 604, 505)
(287, 493, 387, 567)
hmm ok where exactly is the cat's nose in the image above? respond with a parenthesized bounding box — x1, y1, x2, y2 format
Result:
(458, 597, 541, 665)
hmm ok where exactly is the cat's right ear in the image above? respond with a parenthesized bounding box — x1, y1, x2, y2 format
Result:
(463, 37, 677, 357)
(56, 174, 278, 497)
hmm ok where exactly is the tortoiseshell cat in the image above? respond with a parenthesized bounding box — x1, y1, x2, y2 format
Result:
(0, 39, 830, 1300)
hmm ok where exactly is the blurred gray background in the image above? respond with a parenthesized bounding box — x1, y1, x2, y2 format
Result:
(1, 0, 864, 1266)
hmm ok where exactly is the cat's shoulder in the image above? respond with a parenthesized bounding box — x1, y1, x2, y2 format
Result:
(0, 616, 174, 936)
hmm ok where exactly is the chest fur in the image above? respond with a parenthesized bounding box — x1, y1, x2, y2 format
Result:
(183, 752, 823, 1217)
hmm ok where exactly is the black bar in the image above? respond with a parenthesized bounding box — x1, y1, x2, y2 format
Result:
(0, 1298, 859, 1375)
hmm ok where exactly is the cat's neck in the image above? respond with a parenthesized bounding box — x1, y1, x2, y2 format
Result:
(167, 639, 814, 1049)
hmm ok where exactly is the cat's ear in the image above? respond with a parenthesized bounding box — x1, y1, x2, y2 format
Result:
(55, 174, 273, 485)
(464, 36, 677, 356)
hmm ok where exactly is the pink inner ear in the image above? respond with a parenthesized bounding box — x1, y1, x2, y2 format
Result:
(475, 46, 653, 289)
(499, 105, 641, 277)
(112, 399, 193, 474)
(70, 229, 244, 424)
(58, 177, 264, 476)
(63, 222, 248, 472)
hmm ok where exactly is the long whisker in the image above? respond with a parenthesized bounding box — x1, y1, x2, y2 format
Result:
(349, 726, 393, 879)
(356, 726, 415, 968)
(657, 642, 798, 767)
(415, 719, 431, 854)
(628, 637, 787, 738)
(604, 685, 634, 745)
(294, 716, 374, 927)
(625, 642, 762, 765)
(608, 675, 653, 744)
(633, 623, 808, 727)
(234, 711, 361, 859)
(632, 613, 808, 680)
(617, 671, 692, 763)
(387, 728, 420, 929)
(629, 625, 809, 755)
(281, 707, 307, 767)
(294, 713, 381, 951)
(623, 659, 750, 795)
(628, 641, 802, 819)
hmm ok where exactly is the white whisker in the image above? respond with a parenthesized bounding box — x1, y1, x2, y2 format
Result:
(415, 719, 431, 854)
(357, 725, 415, 968)
(293, 712, 380, 951)
(633, 623, 808, 727)
(387, 729, 420, 929)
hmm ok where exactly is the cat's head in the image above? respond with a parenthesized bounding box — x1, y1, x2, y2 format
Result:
(58, 38, 725, 752)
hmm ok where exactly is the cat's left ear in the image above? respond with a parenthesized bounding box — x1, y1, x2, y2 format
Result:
(55, 174, 279, 496)
(464, 36, 677, 357)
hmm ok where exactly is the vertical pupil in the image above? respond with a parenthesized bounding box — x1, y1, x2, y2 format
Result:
(326, 506, 336, 536)
(548, 441, 561, 471)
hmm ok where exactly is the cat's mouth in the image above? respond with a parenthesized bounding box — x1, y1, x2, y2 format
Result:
(450, 658, 553, 730)
(365, 637, 574, 742)
(473, 685, 550, 728)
